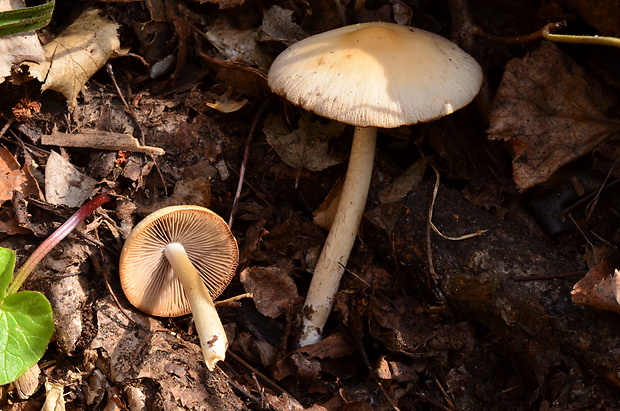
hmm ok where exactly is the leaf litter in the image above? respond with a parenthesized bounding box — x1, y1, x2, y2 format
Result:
(1, 0, 620, 409)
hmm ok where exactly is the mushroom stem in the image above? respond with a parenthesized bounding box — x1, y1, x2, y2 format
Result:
(164, 242, 227, 370)
(299, 126, 377, 347)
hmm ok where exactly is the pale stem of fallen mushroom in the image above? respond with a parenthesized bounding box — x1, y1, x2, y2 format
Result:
(299, 126, 377, 347)
(164, 242, 228, 371)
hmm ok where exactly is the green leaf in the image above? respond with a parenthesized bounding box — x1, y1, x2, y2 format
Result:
(0, 1, 55, 38)
(0, 291, 54, 385)
(0, 248, 15, 300)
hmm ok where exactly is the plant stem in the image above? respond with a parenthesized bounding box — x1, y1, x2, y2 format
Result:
(542, 28, 620, 47)
(299, 126, 377, 347)
(165, 242, 228, 371)
(7, 194, 110, 295)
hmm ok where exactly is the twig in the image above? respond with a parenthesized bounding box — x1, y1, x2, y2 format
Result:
(428, 166, 487, 241)
(473, 22, 565, 44)
(228, 98, 272, 229)
(225, 350, 299, 402)
(214, 292, 253, 307)
(585, 158, 619, 220)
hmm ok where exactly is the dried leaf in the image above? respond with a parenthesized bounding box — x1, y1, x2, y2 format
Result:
(378, 157, 430, 204)
(0, 145, 41, 203)
(259, 5, 308, 45)
(197, 0, 245, 9)
(571, 261, 620, 314)
(313, 177, 343, 230)
(0, 0, 45, 84)
(41, 381, 66, 411)
(296, 332, 355, 359)
(487, 42, 620, 190)
(557, 0, 620, 36)
(45, 151, 96, 207)
(26, 9, 122, 109)
(205, 15, 269, 70)
(0, 207, 31, 235)
(240, 265, 299, 318)
(264, 113, 346, 172)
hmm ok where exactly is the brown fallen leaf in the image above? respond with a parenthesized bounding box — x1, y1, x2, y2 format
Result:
(259, 5, 308, 45)
(487, 42, 620, 190)
(26, 8, 123, 109)
(0, 145, 42, 203)
(45, 151, 96, 208)
(571, 260, 620, 314)
(557, 0, 620, 36)
(205, 15, 270, 70)
(263, 112, 347, 172)
(239, 265, 300, 318)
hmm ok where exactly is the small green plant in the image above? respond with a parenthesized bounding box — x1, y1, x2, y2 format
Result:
(0, 194, 110, 385)
(0, 247, 53, 385)
(0, 0, 54, 38)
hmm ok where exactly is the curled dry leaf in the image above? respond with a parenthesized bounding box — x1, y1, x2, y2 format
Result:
(263, 113, 347, 172)
(26, 8, 123, 109)
(571, 261, 620, 314)
(487, 42, 620, 190)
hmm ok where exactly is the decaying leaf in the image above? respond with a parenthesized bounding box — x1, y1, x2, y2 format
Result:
(45, 151, 96, 208)
(0, 145, 41, 203)
(0, 0, 45, 84)
(205, 15, 269, 71)
(205, 87, 248, 113)
(377, 157, 430, 204)
(557, 0, 620, 36)
(264, 112, 347, 172)
(26, 8, 123, 109)
(571, 261, 620, 314)
(41, 381, 66, 411)
(259, 5, 308, 45)
(240, 265, 300, 318)
(487, 42, 620, 190)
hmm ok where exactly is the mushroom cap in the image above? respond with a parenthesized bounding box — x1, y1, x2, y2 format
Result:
(268, 22, 483, 128)
(119, 205, 239, 317)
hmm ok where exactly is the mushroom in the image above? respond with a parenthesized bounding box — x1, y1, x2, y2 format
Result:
(119, 205, 239, 370)
(267, 22, 483, 346)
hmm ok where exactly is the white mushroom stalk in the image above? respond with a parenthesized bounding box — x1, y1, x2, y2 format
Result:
(267, 22, 483, 346)
(300, 126, 376, 346)
(164, 243, 227, 370)
(119, 205, 238, 370)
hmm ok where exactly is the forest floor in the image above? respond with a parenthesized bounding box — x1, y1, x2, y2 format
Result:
(1, 0, 620, 409)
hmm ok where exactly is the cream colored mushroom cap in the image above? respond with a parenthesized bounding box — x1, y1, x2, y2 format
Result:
(268, 22, 483, 128)
(119, 205, 239, 317)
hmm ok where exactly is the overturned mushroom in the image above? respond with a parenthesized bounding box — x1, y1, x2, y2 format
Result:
(268, 22, 483, 346)
(119, 205, 239, 370)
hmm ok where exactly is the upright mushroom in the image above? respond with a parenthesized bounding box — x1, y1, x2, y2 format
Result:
(268, 22, 483, 346)
(119, 205, 239, 370)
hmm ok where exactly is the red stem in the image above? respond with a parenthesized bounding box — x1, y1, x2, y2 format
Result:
(7, 194, 110, 295)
